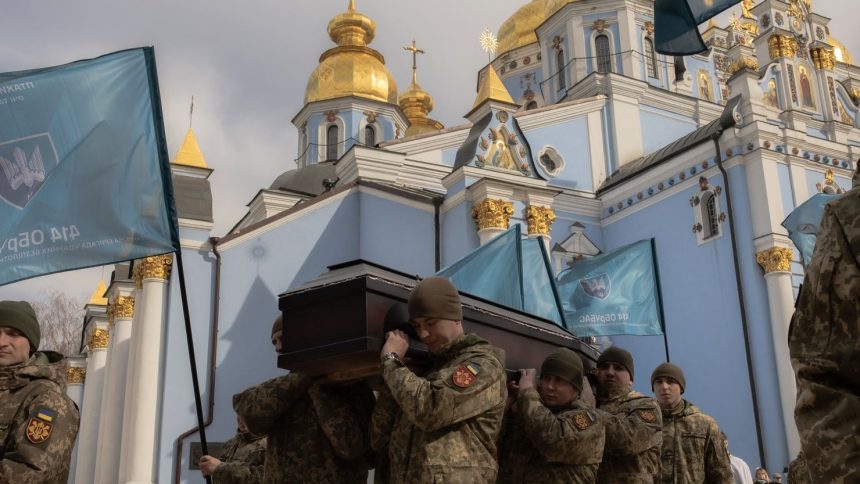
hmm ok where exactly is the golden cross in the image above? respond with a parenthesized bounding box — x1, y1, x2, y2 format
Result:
(189, 95, 194, 129)
(403, 39, 425, 84)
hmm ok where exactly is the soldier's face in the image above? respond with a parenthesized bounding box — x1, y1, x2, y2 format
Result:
(0, 326, 30, 367)
(271, 330, 283, 354)
(595, 361, 631, 389)
(539, 374, 579, 407)
(410, 317, 463, 354)
(652, 376, 682, 409)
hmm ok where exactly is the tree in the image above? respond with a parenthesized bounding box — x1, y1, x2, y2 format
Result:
(30, 289, 85, 356)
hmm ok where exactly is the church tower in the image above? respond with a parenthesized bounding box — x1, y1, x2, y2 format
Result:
(293, 0, 408, 167)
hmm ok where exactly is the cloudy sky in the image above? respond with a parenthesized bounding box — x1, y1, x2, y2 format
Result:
(1, 0, 857, 302)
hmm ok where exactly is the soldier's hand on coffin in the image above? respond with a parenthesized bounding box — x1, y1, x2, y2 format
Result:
(198, 455, 221, 477)
(381, 330, 409, 359)
(518, 368, 537, 390)
(506, 378, 520, 412)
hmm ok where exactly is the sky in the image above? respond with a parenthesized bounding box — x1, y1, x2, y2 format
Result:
(0, 0, 857, 302)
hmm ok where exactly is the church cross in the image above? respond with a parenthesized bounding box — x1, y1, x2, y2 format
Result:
(403, 39, 425, 84)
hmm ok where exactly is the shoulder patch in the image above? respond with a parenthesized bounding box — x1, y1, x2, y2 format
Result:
(26, 407, 56, 444)
(636, 409, 657, 423)
(572, 410, 595, 430)
(452, 364, 478, 388)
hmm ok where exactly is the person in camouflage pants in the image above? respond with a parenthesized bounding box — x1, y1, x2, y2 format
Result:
(497, 347, 605, 483)
(370, 276, 507, 483)
(593, 346, 662, 483)
(0, 300, 80, 484)
(650, 363, 732, 484)
(198, 415, 266, 483)
(789, 165, 860, 483)
(233, 315, 375, 483)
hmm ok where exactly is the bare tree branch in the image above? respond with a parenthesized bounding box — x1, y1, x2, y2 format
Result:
(30, 289, 85, 356)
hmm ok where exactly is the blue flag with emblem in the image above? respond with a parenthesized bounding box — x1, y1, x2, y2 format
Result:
(781, 192, 841, 266)
(654, 0, 742, 54)
(0, 48, 178, 286)
(555, 239, 663, 336)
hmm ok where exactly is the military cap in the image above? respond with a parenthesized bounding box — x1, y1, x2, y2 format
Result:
(651, 362, 686, 393)
(0, 300, 40, 352)
(541, 347, 584, 391)
(597, 346, 634, 380)
(408, 277, 462, 321)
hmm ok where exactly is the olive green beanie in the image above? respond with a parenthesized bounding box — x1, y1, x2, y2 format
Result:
(540, 347, 584, 391)
(0, 300, 40, 352)
(597, 346, 634, 380)
(408, 277, 462, 321)
(651, 362, 686, 393)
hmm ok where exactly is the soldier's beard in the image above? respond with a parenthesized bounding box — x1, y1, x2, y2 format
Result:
(597, 381, 629, 401)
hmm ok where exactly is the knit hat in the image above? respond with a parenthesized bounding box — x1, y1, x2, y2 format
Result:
(0, 301, 40, 352)
(408, 277, 462, 321)
(597, 346, 634, 380)
(540, 347, 584, 391)
(271, 314, 283, 336)
(651, 362, 686, 393)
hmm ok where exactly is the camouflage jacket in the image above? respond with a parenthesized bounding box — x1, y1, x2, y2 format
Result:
(233, 373, 375, 483)
(370, 333, 507, 483)
(596, 388, 662, 484)
(212, 429, 266, 483)
(789, 183, 860, 483)
(659, 400, 732, 484)
(497, 388, 605, 483)
(0, 352, 80, 484)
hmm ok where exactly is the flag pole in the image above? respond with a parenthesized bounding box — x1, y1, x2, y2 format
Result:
(650, 238, 670, 362)
(174, 249, 212, 483)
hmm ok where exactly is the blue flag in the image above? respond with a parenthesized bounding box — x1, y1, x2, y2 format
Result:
(555, 239, 663, 336)
(654, 0, 741, 54)
(782, 193, 841, 266)
(437, 225, 565, 327)
(0, 48, 179, 286)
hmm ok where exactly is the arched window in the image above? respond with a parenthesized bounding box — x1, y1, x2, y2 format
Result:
(326, 124, 339, 161)
(701, 191, 719, 239)
(596, 35, 612, 74)
(557, 49, 566, 90)
(364, 125, 376, 146)
(525, 100, 538, 110)
(644, 37, 658, 79)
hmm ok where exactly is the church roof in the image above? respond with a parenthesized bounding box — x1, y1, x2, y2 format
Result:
(172, 128, 208, 168)
(88, 280, 108, 306)
(269, 161, 337, 197)
(598, 96, 742, 194)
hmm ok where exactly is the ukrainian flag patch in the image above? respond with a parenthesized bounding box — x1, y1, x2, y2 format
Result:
(466, 362, 481, 376)
(36, 408, 56, 423)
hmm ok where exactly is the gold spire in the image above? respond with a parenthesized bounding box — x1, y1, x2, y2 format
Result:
(471, 67, 515, 111)
(88, 280, 108, 306)
(172, 128, 208, 169)
(398, 39, 443, 137)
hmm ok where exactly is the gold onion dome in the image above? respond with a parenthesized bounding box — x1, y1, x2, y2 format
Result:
(305, 1, 398, 105)
(172, 128, 208, 169)
(496, 0, 550, 56)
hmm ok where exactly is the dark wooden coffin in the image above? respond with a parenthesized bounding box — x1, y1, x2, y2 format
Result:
(278, 260, 599, 382)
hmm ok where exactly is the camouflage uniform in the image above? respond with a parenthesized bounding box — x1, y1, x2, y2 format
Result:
(497, 387, 605, 483)
(789, 175, 860, 483)
(658, 399, 732, 484)
(370, 333, 506, 483)
(788, 452, 812, 484)
(233, 373, 374, 483)
(596, 388, 663, 484)
(211, 429, 266, 483)
(0, 351, 80, 483)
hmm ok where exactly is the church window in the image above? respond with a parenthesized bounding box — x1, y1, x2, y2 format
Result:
(701, 192, 719, 239)
(365, 125, 376, 146)
(557, 50, 566, 90)
(645, 37, 658, 79)
(326, 124, 339, 161)
(799, 67, 815, 109)
(596, 35, 612, 74)
(537, 146, 564, 177)
(525, 100, 538, 110)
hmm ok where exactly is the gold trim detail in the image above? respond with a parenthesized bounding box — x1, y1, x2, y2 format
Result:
(756, 247, 794, 273)
(768, 34, 797, 59)
(471, 199, 514, 231)
(89, 328, 111, 350)
(593, 19, 607, 33)
(525, 205, 556, 237)
(644, 21, 654, 35)
(66, 367, 86, 384)
(137, 254, 174, 283)
(811, 47, 836, 70)
(108, 295, 135, 325)
(727, 56, 759, 76)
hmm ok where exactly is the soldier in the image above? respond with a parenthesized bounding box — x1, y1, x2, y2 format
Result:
(593, 346, 662, 483)
(233, 314, 375, 483)
(198, 415, 266, 483)
(789, 164, 860, 482)
(650, 362, 732, 483)
(0, 300, 80, 483)
(497, 347, 605, 483)
(369, 276, 507, 483)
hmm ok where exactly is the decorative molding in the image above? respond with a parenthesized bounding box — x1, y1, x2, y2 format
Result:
(756, 247, 794, 273)
(525, 205, 556, 236)
(66, 367, 86, 384)
(593, 19, 607, 33)
(767, 34, 797, 59)
(136, 254, 174, 285)
(107, 295, 135, 325)
(727, 56, 759, 76)
(89, 328, 111, 350)
(644, 21, 654, 35)
(810, 47, 836, 70)
(471, 198, 514, 231)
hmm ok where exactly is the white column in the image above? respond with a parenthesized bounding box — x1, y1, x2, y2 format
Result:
(471, 198, 514, 245)
(756, 247, 802, 457)
(94, 289, 136, 484)
(73, 320, 110, 484)
(119, 255, 172, 484)
(65, 355, 86, 484)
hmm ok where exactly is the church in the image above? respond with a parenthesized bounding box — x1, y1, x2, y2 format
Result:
(63, 0, 859, 482)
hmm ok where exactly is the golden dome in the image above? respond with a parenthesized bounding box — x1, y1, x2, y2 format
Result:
(496, 0, 549, 56)
(827, 35, 853, 65)
(305, 1, 398, 105)
(399, 80, 443, 137)
(172, 128, 208, 169)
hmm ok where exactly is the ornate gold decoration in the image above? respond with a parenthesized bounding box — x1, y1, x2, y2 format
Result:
(787, 0, 807, 21)
(756, 247, 794, 273)
(137, 254, 174, 282)
(66, 367, 86, 384)
(471, 199, 514, 231)
(727, 56, 760, 76)
(824, 168, 834, 185)
(593, 19, 607, 33)
(496, 0, 546, 55)
(172, 128, 208, 169)
(811, 47, 836, 70)
(470, 68, 515, 112)
(851, 88, 860, 105)
(108, 295, 135, 324)
(89, 328, 111, 350)
(88, 280, 108, 306)
(525, 205, 556, 236)
(644, 21, 654, 35)
(398, 39, 444, 137)
(479, 29, 498, 58)
(741, 0, 755, 19)
(768, 34, 797, 59)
